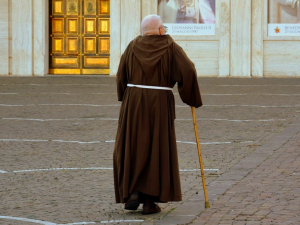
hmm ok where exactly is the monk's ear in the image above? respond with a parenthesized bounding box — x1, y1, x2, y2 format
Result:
(159, 26, 165, 35)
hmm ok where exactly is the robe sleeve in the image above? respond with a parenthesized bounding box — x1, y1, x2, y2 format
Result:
(116, 52, 128, 101)
(172, 43, 203, 108)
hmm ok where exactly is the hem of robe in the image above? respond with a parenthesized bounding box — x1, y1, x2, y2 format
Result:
(115, 197, 182, 204)
(115, 188, 182, 204)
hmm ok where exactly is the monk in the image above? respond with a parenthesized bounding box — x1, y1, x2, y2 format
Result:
(113, 14, 202, 215)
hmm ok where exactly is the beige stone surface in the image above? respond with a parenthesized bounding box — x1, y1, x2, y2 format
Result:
(33, 0, 45, 76)
(218, 0, 230, 77)
(11, 0, 32, 76)
(230, 0, 251, 77)
(177, 41, 219, 77)
(110, 0, 121, 76)
(264, 41, 300, 77)
(252, 0, 264, 77)
(0, 0, 9, 75)
(120, 0, 141, 53)
(142, 0, 157, 19)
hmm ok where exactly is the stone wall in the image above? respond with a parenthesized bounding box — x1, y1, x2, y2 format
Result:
(0, 0, 47, 76)
(0, 0, 299, 77)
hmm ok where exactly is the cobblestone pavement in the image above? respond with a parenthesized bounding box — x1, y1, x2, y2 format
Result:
(0, 77, 299, 225)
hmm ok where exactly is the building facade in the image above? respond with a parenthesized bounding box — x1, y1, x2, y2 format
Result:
(0, 0, 299, 77)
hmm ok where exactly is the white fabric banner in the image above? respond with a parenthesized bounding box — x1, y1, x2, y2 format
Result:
(164, 23, 216, 35)
(268, 24, 300, 36)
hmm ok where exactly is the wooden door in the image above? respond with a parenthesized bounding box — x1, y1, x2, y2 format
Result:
(49, 0, 110, 75)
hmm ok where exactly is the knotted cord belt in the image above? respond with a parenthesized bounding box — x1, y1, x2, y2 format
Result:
(127, 84, 173, 91)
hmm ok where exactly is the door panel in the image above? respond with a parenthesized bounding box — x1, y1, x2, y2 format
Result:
(49, 0, 110, 75)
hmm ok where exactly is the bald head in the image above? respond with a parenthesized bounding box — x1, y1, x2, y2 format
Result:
(141, 14, 163, 36)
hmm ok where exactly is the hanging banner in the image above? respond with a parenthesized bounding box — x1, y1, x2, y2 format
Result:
(268, 0, 300, 36)
(158, 0, 216, 35)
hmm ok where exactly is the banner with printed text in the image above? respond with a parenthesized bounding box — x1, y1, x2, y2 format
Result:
(268, 0, 300, 36)
(158, 0, 216, 35)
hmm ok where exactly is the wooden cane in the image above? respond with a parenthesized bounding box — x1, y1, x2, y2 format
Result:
(191, 106, 210, 208)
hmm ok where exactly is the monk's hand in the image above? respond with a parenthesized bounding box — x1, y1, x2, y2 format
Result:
(290, 0, 300, 8)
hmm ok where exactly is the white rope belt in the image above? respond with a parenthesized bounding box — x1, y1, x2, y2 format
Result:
(127, 84, 173, 91)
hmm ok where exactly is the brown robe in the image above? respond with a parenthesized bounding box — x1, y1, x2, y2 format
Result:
(113, 34, 202, 204)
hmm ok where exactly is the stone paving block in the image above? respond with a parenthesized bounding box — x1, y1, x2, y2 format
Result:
(245, 222, 262, 225)
(1, 77, 300, 225)
(155, 215, 195, 225)
(232, 221, 247, 225)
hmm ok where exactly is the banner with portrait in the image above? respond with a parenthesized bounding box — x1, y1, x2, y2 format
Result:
(158, 0, 216, 35)
(268, 0, 300, 36)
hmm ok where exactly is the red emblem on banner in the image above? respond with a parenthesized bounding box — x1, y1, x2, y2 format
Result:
(274, 26, 280, 33)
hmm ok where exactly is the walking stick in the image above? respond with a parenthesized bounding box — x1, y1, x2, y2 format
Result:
(191, 106, 210, 208)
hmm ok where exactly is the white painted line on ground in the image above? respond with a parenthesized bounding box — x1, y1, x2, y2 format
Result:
(39, 104, 120, 107)
(38, 92, 265, 96)
(41, 93, 72, 95)
(177, 141, 231, 145)
(175, 104, 300, 108)
(202, 141, 233, 145)
(205, 104, 300, 108)
(260, 93, 300, 96)
(3, 118, 51, 121)
(62, 222, 95, 225)
(201, 93, 300, 96)
(176, 118, 286, 122)
(201, 142, 232, 145)
(177, 140, 255, 145)
(0, 139, 254, 145)
(215, 85, 300, 87)
(180, 169, 219, 172)
(12, 167, 113, 173)
(3, 83, 300, 87)
(100, 220, 144, 224)
(2, 118, 118, 122)
(0, 167, 218, 174)
(0, 139, 103, 144)
(0, 104, 26, 107)
(3, 92, 300, 96)
(53, 84, 115, 87)
(0, 216, 56, 225)
(176, 141, 195, 144)
(24, 84, 114, 86)
(0, 170, 9, 174)
(2, 117, 286, 122)
(240, 141, 255, 143)
(0, 216, 144, 225)
(0, 139, 49, 142)
(173, 93, 300, 96)
(1, 103, 299, 108)
(0, 93, 18, 95)
(0, 104, 120, 107)
(92, 93, 118, 95)
(203, 94, 248, 96)
(53, 140, 102, 144)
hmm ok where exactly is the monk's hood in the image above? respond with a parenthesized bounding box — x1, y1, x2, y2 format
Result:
(132, 35, 173, 79)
